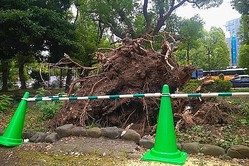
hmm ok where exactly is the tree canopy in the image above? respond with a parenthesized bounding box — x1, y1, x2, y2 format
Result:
(237, 15, 249, 45)
(238, 44, 249, 69)
(184, 27, 230, 70)
(178, 15, 204, 64)
(78, 0, 223, 39)
(0, 0, 80, 90)
(231, 0, 249, 14)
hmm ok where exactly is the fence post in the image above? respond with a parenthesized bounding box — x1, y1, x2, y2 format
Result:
(0, 92, 29, 147)
(142, 85, 187, 165)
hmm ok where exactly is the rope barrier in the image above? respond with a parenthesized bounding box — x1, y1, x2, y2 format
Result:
(170, 92, 249, 98)
(23, 92, 249, 101)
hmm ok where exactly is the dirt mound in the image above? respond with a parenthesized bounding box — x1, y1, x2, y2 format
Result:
(172, 97, 234, 131)
(49, 34, 195, 135)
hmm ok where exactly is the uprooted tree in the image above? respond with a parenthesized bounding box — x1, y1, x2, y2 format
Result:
(48, 33, 190, 132)
(49, 33, 232, 135)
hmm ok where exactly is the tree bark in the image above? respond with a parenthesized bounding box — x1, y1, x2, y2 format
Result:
(59, 68, 63, 88)
(18, 57, 27, 89)
(143, 0, 152, 34)
(152, 0, 188, 35)
(65, 68, 72, 91)
(19, 65, 26, 89)
(1, 59, 10, 91)
(186, 43, 190, 64)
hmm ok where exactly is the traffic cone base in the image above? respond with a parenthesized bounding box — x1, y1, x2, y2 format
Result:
(0, 136, 22, 147)
(142, 148, 187, 165)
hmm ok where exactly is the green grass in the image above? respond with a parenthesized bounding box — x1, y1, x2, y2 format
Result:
(0, 88, 65, 133)
(0, 106, 47, 133)
(231, 87, 249, 92)
(176, 123, 249, 149)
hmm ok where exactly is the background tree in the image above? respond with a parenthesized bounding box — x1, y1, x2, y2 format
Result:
(178, 15, 204, 64)
(231, 0, 249, 44)
(182, 27, 230, 70)
(231, 0, 249, 70)
(189, 44, 209, 69)
(79, 0, 223, 39)
(231, 0, 249, 14)
(238, 14, 249, 45)
(0, 0, 81, 91)
(163, 14, 182, 34)
(238, 44, 249, 70)
(208, 27, 230, 69)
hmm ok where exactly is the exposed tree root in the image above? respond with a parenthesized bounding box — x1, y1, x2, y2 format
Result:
(49, 33, 197, 135)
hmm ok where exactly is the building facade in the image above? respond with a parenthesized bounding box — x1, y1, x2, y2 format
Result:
(226, 18, 241, 67)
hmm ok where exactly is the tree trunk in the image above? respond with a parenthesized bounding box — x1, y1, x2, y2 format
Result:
(186, 44, 190, 64)
(18, 61, 26, 89)
(59, 68, 63, 88)
(1, 59, 10, 92)
(153, 18, 164, 35)
(65, 68, 72, 91)
(17, 55, 27, 89)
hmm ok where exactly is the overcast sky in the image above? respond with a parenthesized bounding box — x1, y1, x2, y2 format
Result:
(175, 0, 241, 37)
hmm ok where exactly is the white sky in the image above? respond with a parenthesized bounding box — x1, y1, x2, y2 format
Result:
(175, 0, 241, 37)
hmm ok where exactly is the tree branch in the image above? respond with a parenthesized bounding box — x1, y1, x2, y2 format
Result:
(153, 0, 188, 35)
(159, 0, 165, 19)
(117, 9, 136, 38)
(143, 0, 151, 33)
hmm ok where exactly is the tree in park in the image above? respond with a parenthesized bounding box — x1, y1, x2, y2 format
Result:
(49, 0, 233, 131)
(231, 0, 249, 71)
(79, 0, 223, 39)
(231, 0, 249, 14)
(0, 0, 80, 91)
(187, 27, 230, 70)
(178, 15, 204, 64)
(238, 44, 249, 70)
(208, 27, 230, 70)
(231, 0, 249, 45)
(238, 14, 249, 45)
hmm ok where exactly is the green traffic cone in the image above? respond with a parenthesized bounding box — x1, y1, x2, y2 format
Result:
(0, 92, 29, 147)
(142, 85, 187, 165)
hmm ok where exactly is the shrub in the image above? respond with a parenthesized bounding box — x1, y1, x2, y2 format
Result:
(35, 88, 47, 97)
(201, 79, 232, 92)
(35, 101, 63, 120)
(0, 95, 13, 113)
(181, 79, 201, 93)
(214, 79, 232, 92)
(34, 88, 64, 120)
(229, 98, 249, 125)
